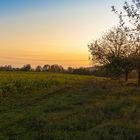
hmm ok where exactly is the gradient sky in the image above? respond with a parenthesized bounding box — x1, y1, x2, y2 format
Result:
(0, 0, 129, 68)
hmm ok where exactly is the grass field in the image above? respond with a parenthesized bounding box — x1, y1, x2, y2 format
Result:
(0, 72, 140, 140)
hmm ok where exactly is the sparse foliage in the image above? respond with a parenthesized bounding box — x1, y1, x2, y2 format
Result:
(112, 0, 140, 84)
(88, 27, 133, 81)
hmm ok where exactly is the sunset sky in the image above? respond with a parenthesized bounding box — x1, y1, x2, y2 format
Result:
(0, 0, 129, 68)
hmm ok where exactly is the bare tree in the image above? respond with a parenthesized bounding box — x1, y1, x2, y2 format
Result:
(88, 27, 133, 81)
(112, 0, 140, 84)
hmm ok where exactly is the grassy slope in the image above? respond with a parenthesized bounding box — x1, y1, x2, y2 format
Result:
(0, 72, 140, 140)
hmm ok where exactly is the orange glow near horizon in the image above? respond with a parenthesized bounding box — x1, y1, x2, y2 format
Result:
(0, 0, 123, 68)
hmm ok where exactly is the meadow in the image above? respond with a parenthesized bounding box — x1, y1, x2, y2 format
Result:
(0, 72, 140, 140)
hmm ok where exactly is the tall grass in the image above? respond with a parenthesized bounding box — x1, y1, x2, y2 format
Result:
(0, 72, 139, 140)
(0, 71, 95, 97)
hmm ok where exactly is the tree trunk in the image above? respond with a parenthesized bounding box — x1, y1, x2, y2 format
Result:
(125, 70, 128, 82)
(138, 69, 140, 85)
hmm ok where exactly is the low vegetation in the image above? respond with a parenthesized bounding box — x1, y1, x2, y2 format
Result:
(0, 72, 140, 140)
(0, 71, 95, 97)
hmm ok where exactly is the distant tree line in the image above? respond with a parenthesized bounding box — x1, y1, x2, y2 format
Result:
(0, 64, 64, 73)
(0, 64, 99, 75)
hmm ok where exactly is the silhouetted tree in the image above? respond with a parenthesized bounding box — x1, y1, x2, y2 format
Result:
(67, 67, 74, 73)
(112, 0, 140, 84)
(21, 64, 32, 71)
(42, 64, 50, 72)
(0, 65, 12, 71)
(36, 66, 42, 72)
(88, 27, 133, 81)
(50, 65, 64, 73)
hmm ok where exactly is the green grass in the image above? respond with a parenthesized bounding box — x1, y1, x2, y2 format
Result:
(0, 72, 140, 140)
